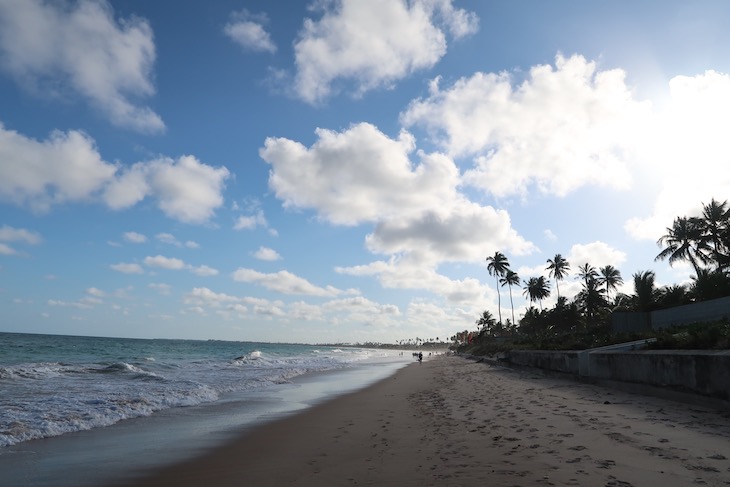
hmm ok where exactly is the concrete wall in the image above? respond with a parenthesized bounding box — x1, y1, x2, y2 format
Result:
(587, 350, 730, 400)
(509, 350, 579, 375)
(612, 296, 730, 334)
(506, 349, 730, 401)
(612, 312, 651, 334)
(651, 296, 730, 329)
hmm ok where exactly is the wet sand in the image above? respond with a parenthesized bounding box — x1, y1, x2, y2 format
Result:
(110, 355, 730, 486)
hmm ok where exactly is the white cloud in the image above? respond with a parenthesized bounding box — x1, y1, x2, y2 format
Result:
(148, 283, 171, 295)
(0, 125, 229, 223)
(292, 0, 478, 103)
(0, 125, 117, 212)
(566, 241, 627, 269)
(191, 265, 219, 277)
(232, 268, 344, 297)
(155, 233, 199, 248)
(0, 225, 41, 254)
(224, 10, 276, 54)
(105, 155, 230, 224)
(0, 243, 16, 255)
(261, 121, 535, 271)
(234, 210, 268, 230)
(110, 262, 144, 274)
(261, 123, 458, 225)
(184, 287, 239, 307)
(144, 255, 186, 270)
(366, 199, 535, 262)
(0, 225, 42, 244)
(337, 256, 486, 304)
(123, 231, 147, 243)
(625, 70, 730, 241)
(86, 287, 105, 297)
(401, 54, 650, 198)
(143, 254, 217, 276)
(253, 246, 281, 261)
(48, 299, 92, 310)
(0, 0, 163, 132)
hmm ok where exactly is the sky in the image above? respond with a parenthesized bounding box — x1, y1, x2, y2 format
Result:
(1, 0, 730, 344)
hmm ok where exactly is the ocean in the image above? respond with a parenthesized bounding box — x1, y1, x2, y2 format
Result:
(0, 332, 412, 486)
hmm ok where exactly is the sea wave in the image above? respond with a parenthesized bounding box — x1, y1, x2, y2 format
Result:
(0, 336, 404, 448)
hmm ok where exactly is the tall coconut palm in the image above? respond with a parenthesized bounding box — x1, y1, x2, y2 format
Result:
(546, 254, 570, 300)
(576, 263, 599, 287)
(499, 269, 520, 326)
(699, 198, 730, 270)
(576, 276, 606, 326)
(486, 252, 510, 324)
(598, 265, 623, 303)
(475, 310, 497, 337)
(632, 270, 657, 312)
(655, 216, 707, 275)
(523, 276, 551, 310)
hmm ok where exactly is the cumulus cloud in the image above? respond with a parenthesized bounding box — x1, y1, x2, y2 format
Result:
(401, 54, 650, 198)
(144, 255, 186, 270)
(104, 155, 230, 224)
(292, 0, 478, 103)
(0, 0, 163, 132)
(261, 123, 459, 225)
(123, 231, 147, 243)
(625, 70, 730, 241)
(253, 246, 281, 261)
(0, 125, 117, 212)
(337, 256, 486, 304)
(0, 224, 41, 254)
(110, 262, 144, 274)
(233, 210, 268, 230)
(143, 254, 218, 276)
(184, 287, 239, 307)
(224, 9, 276, 53)
(566, 241, 627, 269)
(232, 268, 345, 297)
(0, 124, 229, 223)
(261, 121, 535, 268)
(148, 283, 171, 295)
(366, 199, 535, 262)
(191, 265, 219, 277)
(156, 233, 199, 248)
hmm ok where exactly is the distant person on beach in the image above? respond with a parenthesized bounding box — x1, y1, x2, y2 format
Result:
(418, 352, 423, 363)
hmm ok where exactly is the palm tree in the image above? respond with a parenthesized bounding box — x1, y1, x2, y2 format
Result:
(486, 252, 510, 324)
(523, 276, 551, 310)
(699, 198, 730, 270)
(576, 263, 599, 286)
(655, 216, 707, 275)
(575, 276, 606, 327)
(632, 270, 657, 312)
(598, 265, 623, 302)
(546, 254, 570, 300)
(499, 270, 520, 326)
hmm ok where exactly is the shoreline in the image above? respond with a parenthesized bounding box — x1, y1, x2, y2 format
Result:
(108, 356, 730, 486)
(0, 356, 412, 487)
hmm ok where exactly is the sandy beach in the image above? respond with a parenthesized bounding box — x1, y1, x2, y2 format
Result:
(110, 355, 730, 487)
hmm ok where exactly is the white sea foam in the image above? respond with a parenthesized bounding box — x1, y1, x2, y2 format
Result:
(0, 333, 406, 448)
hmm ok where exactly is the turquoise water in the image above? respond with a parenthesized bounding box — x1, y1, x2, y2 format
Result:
(0, 332, 412, 486)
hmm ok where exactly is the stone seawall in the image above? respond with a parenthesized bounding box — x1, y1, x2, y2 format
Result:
(506, 349, 730, 401)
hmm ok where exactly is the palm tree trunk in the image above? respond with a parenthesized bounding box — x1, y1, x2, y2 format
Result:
(494, 275, 502, 324)
(508, 285, 515, 326)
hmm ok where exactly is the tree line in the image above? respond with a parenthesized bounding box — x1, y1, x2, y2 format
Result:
(457, 198, 730, 344)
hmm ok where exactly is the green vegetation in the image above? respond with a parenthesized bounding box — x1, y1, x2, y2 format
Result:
(454, 198, 730, 354)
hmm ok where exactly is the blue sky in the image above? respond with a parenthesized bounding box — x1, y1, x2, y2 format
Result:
(2, 0, 730, 343)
